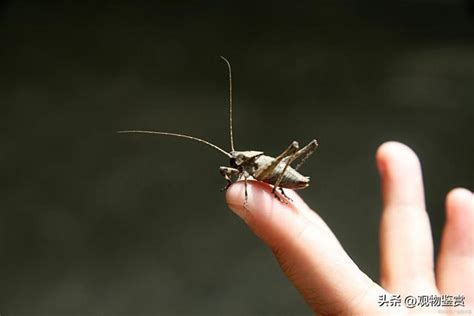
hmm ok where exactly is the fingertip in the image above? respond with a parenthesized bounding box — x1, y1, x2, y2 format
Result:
(446, 187, 474, 221)
(376, 141, 421, 177)
(376, 141, 425, 212)
(225, 180, 315, 243)
(225, 180, 277, 222)
(446, 187, 473, 206)
(225, 181, 248, 221)
(225, 181, 244, 207)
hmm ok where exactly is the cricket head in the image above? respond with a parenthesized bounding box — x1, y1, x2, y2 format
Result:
(230, 151, 264, 167)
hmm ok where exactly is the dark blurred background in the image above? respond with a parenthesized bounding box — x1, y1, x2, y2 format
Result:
(1, 1, 473, 315)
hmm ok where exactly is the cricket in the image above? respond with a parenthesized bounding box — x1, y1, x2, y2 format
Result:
(118, 56, 319, 203)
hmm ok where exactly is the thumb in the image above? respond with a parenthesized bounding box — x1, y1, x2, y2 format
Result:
(226, 181, 388, 315)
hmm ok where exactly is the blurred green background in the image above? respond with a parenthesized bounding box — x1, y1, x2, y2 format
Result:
(1, 1, 473, 315)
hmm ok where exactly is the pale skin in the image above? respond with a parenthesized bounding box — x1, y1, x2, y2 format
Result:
(226, 141, 473, 315)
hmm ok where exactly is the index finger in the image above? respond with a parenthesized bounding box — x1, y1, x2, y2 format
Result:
(226, 181, 387, 315)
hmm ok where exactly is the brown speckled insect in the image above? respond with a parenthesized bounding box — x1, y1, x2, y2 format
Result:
(118, 57, 318, 203)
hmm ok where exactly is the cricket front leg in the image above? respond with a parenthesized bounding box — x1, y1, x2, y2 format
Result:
(219, 166, 240, 191)
(242, 171, 250, 208)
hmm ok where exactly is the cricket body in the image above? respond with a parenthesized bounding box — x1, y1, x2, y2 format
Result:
(118, 57, 318, 203)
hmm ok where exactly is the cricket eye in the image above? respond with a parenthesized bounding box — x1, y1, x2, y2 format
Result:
(230, 158, 237, 168)
(233, 154, 247, 166)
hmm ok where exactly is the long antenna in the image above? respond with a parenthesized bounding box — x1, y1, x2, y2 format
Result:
(117, 130, 232, 158)
(220, 56, 235, 152)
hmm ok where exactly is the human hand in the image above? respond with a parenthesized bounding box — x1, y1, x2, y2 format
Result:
(226, 141, 473, 315)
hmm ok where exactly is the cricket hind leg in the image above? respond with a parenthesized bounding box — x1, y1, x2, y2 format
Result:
(269, 142, 301, 203)
(271, 140, 318, 202)
(251, 141, 302, 204)
(254, 141, 300, 180)
(272, 147, 301, 203)
(294, 139, 318, 171)
(273, 139, 318, 202)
